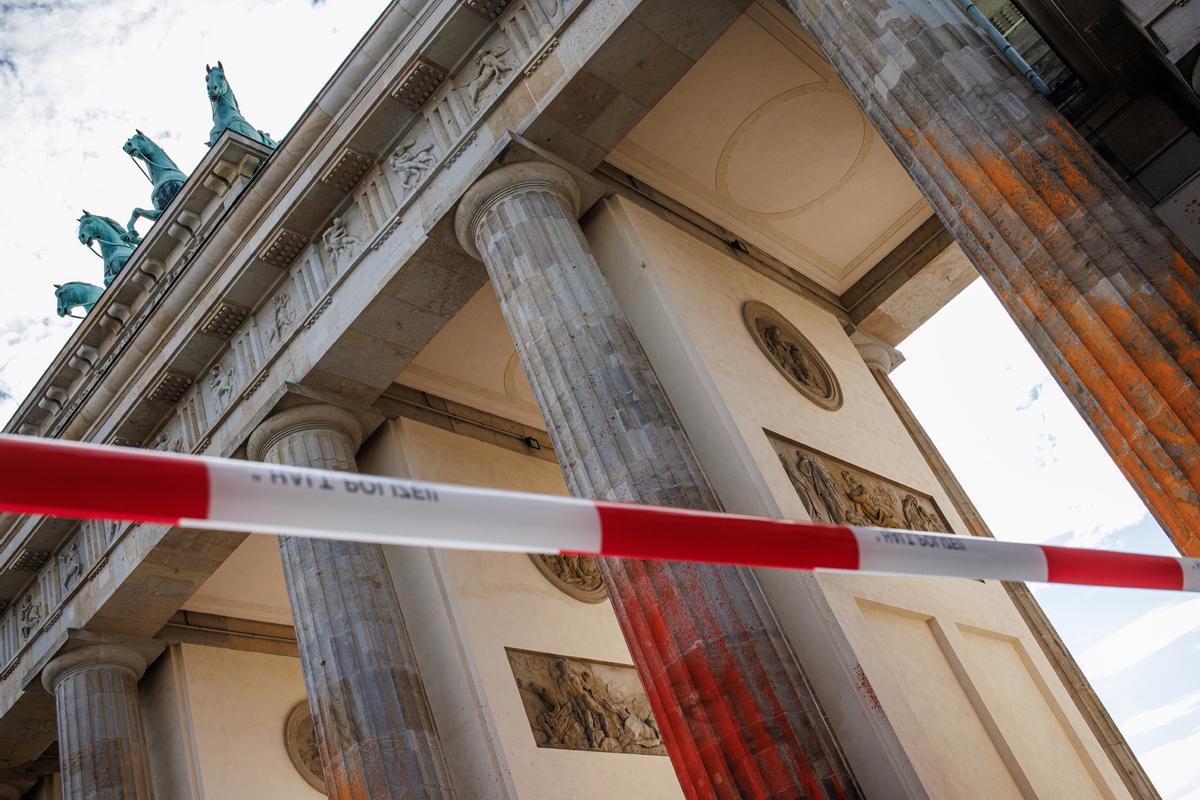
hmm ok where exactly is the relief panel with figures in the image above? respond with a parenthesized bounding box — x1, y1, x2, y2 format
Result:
(768, 430, 950, 533)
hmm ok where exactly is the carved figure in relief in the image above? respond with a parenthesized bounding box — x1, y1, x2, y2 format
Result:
(512, 651, 666, 755)
(205, 61, 276, 149)
(269, 292, 297, 346)
(758, 320, 830, 398)
(791, 452, 844, 524)
(465, 47, 512, 110)
(389, 140, 437, 191)
(62, 541, 83, 590)
(208, 363, 233, 408)
(322, 217, 359, 270)
(18, 594, 41, 640)
(902, 494, 943, 532)
(150, 430, 183, 453)
(841, 470, 898, 528)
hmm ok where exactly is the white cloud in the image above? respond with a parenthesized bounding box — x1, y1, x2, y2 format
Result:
(1122, 692, 1200, 740)
(1141, 726, 1200, 800)
(1079, 597, 1200, 680)
(0, 0, 388, 425)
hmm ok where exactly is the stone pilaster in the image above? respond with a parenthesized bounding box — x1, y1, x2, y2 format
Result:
(41, 644, 155, 800)
(247, 404, 454, 800)
(853, 331, 1159, 799)
(456, 162, 859, 799)
(784, 0, 1200, 557)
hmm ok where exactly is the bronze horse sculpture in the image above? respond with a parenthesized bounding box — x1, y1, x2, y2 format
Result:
(123, 130, 188, 233)
(206, 62, 276, 149)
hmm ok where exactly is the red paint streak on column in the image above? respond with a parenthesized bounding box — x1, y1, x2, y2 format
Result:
(1042, 545, 1183, 590)
(608, 557, 844, 798)
(594, 502, 860, 571)
(0, 436, 208, 523)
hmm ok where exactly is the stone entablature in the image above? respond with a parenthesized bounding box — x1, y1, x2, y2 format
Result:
(0, 0, 600, 716)
(0, 134, 268, 611)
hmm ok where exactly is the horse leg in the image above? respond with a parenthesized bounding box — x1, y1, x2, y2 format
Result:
(127, 208, 160, 233)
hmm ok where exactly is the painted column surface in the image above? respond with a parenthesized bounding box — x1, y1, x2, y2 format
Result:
(41, 644, 155, 800)
(455, 161, 860, 800)
(247, 404, 455, 800)
(784, 0, 1200, 556)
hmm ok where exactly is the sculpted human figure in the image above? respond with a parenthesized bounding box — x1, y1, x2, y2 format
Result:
(389, 140, 437, 191)
(123, 129, 188, 233)
(842, 470, 897, 528)
(902, 494, 943, 532)
(62, 541, 83, 590)
(465, 47, 511, 109)
(794, 453, 844, 524)
(269, 292, 297, 345)
(209, 363, 233, 408)
(206, 61, 277, 149)
(18, 595, 40, 640)
(322, 217, 359, 269)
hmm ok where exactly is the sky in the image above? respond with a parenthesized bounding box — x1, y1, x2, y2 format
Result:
(0, 0, 390, 422)
(893, 279, 1197, 800)
(0, 1, 1193, 797)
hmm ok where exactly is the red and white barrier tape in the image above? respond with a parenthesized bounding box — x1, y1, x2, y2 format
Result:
(1, 434, 1196, 592)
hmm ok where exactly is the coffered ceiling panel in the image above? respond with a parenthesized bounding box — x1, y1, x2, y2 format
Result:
(609, 1, 931, 294)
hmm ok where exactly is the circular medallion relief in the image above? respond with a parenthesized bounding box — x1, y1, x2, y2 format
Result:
(529, 554, 608, 603)
(743, 300, 842, 410)
(284, 702, 327, 795)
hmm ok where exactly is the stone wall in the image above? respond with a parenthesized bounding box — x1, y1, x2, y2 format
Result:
(584, 195, 1132, 799)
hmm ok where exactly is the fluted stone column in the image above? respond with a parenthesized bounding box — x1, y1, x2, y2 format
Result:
(247, 404, 454, 800)
(784, 0, 1200, 556)
(41, 644, 155, 800)
(455, 162, 859, 799)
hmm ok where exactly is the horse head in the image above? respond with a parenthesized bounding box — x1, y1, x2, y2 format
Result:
(206, 61, 234, 105)
(77, 211, 98, 245)
(122, 129, 151, 159)
(54, 281, 104, 318)
(77, 212, 133, 247)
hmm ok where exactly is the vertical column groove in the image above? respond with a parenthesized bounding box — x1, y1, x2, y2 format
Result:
(456, 162, 860, 800)
(248, 404, 454, 800)
(783, 0, 1200, 555)
(42, 644, 156, 800)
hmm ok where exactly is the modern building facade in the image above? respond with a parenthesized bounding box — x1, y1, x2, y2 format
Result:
(1, 0, 1197, 797)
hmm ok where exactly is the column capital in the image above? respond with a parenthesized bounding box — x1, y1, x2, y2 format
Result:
(851, 329, 905, 374)
(41, 643, 150, 694)
(247, 403, 363, 464)
(454, 160, 581, 258)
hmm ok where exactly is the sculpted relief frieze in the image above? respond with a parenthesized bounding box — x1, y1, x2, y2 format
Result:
(768, 431, 950, 533)
(507, 648, 667, 756)
(744, 301, 841, 410)
(129, 0, 579, 460)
